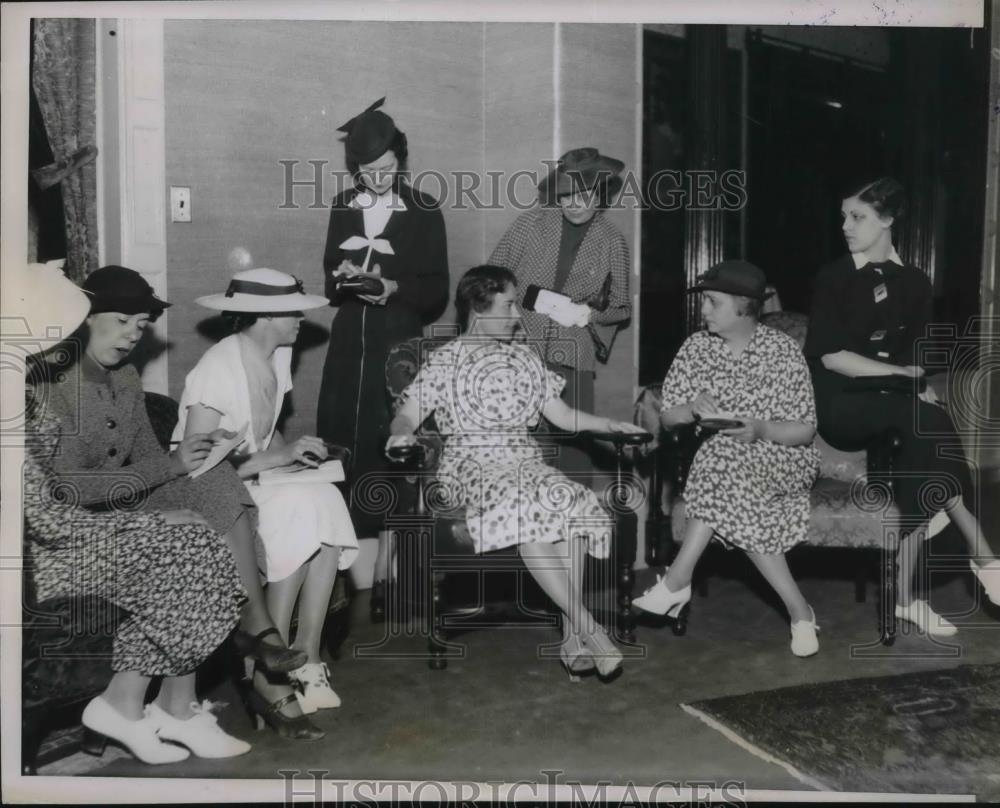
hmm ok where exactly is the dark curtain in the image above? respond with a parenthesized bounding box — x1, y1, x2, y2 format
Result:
(31, 18, 98, 283)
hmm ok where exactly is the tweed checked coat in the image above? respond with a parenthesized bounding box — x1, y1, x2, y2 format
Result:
(488, 207, 630, 372)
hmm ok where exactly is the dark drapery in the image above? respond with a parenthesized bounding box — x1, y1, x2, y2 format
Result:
(31, 19, 98, 283)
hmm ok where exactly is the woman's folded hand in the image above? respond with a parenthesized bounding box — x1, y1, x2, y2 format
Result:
(690, 391, 720, 420)
(283, 436, 327, 467)
(169, 433, 214, 476)
(720, 419, 761, 443)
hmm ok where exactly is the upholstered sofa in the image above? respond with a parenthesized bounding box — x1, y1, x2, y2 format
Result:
(21, 391, 350, 773)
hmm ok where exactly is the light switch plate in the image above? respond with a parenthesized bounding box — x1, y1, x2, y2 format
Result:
(170, 186, 191, 223)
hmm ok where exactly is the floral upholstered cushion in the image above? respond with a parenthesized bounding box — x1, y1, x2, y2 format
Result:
(22, 596, 117, 711)
(760, 310, 808, 350)
(671, 476, 900, 550)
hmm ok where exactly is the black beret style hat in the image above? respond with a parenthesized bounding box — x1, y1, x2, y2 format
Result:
(81, 265, 171, 315)
(687, 260, 771, 301)
(337, 97, 398, 165)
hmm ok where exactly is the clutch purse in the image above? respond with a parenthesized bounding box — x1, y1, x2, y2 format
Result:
(583, 272, 614, 363)
(523, 274, 617, 363)
(333, 275, 385, 296)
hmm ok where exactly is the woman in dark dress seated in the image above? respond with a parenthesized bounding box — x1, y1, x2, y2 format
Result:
(804, 177, 1000, 636)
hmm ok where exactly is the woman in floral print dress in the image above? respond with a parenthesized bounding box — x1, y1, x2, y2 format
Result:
(16, 261, 247, 766)
(634, 261, 822, 657)
(386, 265, 647, 681)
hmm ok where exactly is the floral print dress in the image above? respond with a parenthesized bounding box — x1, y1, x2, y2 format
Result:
(400, 338, 612, 556)
(661, 326, 821, 554)
(24, 397, 245, 676)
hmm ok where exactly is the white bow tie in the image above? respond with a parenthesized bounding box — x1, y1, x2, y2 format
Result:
(339, 234, 394, 274)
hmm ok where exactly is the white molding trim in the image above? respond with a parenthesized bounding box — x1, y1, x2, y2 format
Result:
(117, 18, 168, 394)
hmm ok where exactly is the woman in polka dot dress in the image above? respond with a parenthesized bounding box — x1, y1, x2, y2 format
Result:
(634, 261, 822, 657)
(387, 265, 647, 681)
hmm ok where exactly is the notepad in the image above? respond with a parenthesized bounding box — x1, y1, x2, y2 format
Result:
(189, 422, 248, 479)
(258, 459, 345, 485)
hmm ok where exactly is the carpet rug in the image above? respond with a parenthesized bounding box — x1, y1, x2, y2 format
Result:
(682, 663, 1000, 801)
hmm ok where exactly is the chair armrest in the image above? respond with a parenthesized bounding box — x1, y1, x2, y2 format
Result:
(385, 437, 439, 471)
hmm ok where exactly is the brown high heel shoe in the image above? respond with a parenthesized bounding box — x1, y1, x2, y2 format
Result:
(232, 627, 307, 673)
(240, 662, 325, 741)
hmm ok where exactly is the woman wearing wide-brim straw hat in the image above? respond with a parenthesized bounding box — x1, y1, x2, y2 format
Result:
(317, 97, 450, 622)
(488, 147, 632, 485)
(178, 267, 360, 739)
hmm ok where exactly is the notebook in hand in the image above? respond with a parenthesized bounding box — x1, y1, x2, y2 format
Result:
(258, 459, 345, 485)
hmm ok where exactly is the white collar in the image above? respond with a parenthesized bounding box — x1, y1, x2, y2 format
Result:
(349, 189, 407, 212)
(851, 247, 903, 270)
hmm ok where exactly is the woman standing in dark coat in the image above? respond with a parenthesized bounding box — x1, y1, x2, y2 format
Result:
(318, 98, 449, 618)
(805, 177, 999, 636)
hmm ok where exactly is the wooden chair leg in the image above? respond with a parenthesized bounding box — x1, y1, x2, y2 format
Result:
(880, 543, 898, 646)
(617, 560, 636, 645)
(22, 714, 44, 775)
(428, 571, 447, 670)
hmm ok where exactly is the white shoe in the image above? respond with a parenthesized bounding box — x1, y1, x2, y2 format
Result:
(633, 570, 691, 617)
(289, 662, 341, 711)
(895, 599, 958, 637)
(790, 607, 820, 657)
(145, 701, 251, 758)
(81, 696, 189, 765)
(970, 558, 1000, 607)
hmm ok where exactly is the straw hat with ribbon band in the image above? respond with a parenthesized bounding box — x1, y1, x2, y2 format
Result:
(337, 96, 401, 167)
(538, 147, 626, 204)
(686, 260, 774, 302)
(195, 268, 329, 312)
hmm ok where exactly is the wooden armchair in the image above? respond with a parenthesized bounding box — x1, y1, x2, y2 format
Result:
(380, 336, 652, 669)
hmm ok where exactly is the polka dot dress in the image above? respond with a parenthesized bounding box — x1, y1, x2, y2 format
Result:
(401, 338, 612, 557)
(661, 326, 821, 554)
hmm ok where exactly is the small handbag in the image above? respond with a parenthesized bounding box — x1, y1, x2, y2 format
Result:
(333, 275, 385, 297)
(582, 272, 614, 363)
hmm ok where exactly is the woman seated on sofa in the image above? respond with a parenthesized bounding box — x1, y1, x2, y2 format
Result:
(175, 268, 359, 738)
(385, 264, 646, 681)
(20, 261, 248, 764)
(634, 261, 823, 657)
(805, 176, 999, 635)
(32, 265, 320, 753)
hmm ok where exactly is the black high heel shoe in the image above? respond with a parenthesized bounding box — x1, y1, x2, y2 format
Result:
(369, 580, 387, 623)
(232, 627, 307, 673)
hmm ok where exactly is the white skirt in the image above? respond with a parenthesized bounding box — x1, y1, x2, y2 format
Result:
(247, 481, 359, 582)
